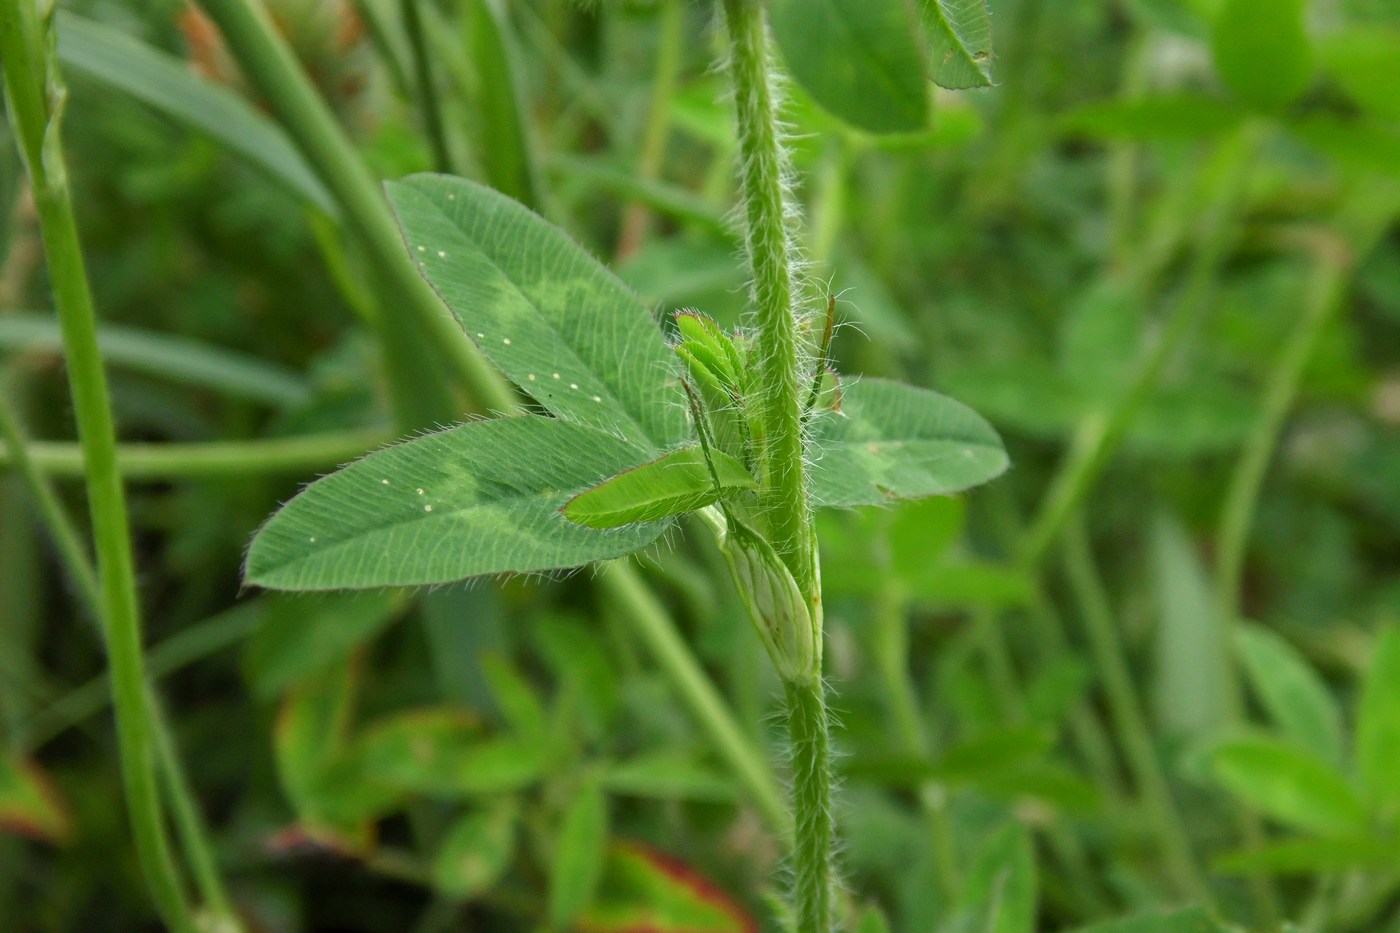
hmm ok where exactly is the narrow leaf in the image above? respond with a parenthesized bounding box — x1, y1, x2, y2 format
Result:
(550, 781, 610, 927)
(1211, 0, 1313, 110)
(1212, 735, 1366, 835)
(581, 841, 757, 933)
(387, 175, 688, 449)
(807, 377, 1008, 508)
(1234, 624, 1344, 766)
(769, 0, 929, 134)
(958, 822, 1037, 933)
(1150, 513, 1230, 740)
(1357, 626, 1400, 814)
(55, 12, 334, 213)
(245, 417, 665, 590)
(919, 0, 994, 89)
(0, 755, 71, 842)
(1067, 907, 1231, 933)
(431, 805, 517, 899)
(243, 592, 399, 699)
(1213, 835, 1398, 875)
(564, 445, 756, 528)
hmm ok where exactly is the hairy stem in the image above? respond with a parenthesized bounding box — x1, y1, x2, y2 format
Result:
(0, 6, 194, 929)
(720, 0, 814, 596)
(785, 678, 834, 931)
(720, 3, 833, 928)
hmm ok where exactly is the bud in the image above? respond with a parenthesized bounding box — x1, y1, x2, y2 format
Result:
(719, 519, 820, 684)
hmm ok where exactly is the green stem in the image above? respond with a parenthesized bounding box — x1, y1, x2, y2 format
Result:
(598, 561, 790, 837)
(1063, 515, 1209, 901)
(0, 6, 193, 929)
(400, 0, 454, 173)
(193, 0, 516, 415)
(1, 428, 392, 478)
(0, 397, 240, 927)
(719, 0, 814, 596)
(1215, 249, 1349, 651)
(615, 0, 683, 260)
(1019, 126, 1260, 568)
(784, 678, 834, 932)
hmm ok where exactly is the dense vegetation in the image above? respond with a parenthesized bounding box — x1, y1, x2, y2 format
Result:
(3, 0, 1400, 931)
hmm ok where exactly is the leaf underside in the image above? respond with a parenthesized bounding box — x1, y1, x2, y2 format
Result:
(245, 417, 666, 590)
(564, 445, 756, 529)
(387, 175, 688, 451)
(807, 377, 1008, 507)
(921, 0, 995, 90)
(769, 0, 929, 134)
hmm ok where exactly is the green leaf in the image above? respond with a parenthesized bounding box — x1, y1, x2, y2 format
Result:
(1318, 27, 1400, 122)
(347, 708, 547, 798)
(431, 804, 517, 899)
(1213, 835, 1398, 875)
(0, 312, 310, 407)
(0, 755, 70, 842)
(1288, 115, 1400, 179)
(807, 378, 1008, 508)
(856, 908, 893, 933)
(1211, 0, 1314, 110)
(481, 655, 548, 741)
(1234, 624, 1344, 766)
(1211, 735, 1366, 835)
(601, 754, 738, 803)
(581, 842, 756, 933)
(54, 12, 334, 213)
(242, 592, 399, 699)
(918, 0, 995, 89)
(550, 780, 610, 927)
(768, 0, 929, 134)
(1150, 512, 1230, 741)
(1060, 95, 1246, 141)
(387, 175, 688, 449)
(1066, 906, 1232, 933)
(564, 445, 756, 529)
(956, 822, 1037, 933)
(245, 417, 665, 590)
(1357, 626, 1400, 814)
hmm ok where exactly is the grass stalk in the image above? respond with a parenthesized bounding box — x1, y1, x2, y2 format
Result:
(615, 0, 684, 260)
(1063, 514, 1209, 900)
(400, 0, 454, 173)
(194, 0, 516, 415)
(0, 5, 194, 928)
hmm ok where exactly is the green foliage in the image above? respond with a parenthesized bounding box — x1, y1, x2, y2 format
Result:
(564, 445, 756, 529)
(920, 0, 995, 89)
(769, 0, 929, 134)
(1211, 0, 1314, 110)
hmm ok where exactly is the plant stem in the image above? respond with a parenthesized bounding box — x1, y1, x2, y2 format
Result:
(785, 678, 834, 931)
(2, 428, 392, 478)
(400, 0, 453, 173)
(0, 398, 240, 928)
(615, 0, 683, 260)
(0, 6, 194, 929)
(598, 561, 790, 837)
(719, 3, 833, 927)
(1019, 126, 1260, 568)
(1063, 514, 1208, 901)
(720, 0, 814, 596)
(194, 0, 516, 415)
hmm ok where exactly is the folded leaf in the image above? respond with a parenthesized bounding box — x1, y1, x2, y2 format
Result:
(919, 0, 994, 90)
(388, 175, 688, 450)
(564, 445, 756, 529)
(246, 417, 665, 590)
(807, 377, 1007, 507)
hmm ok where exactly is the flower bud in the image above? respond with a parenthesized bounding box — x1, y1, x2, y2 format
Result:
(719, 520, 819, 684)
